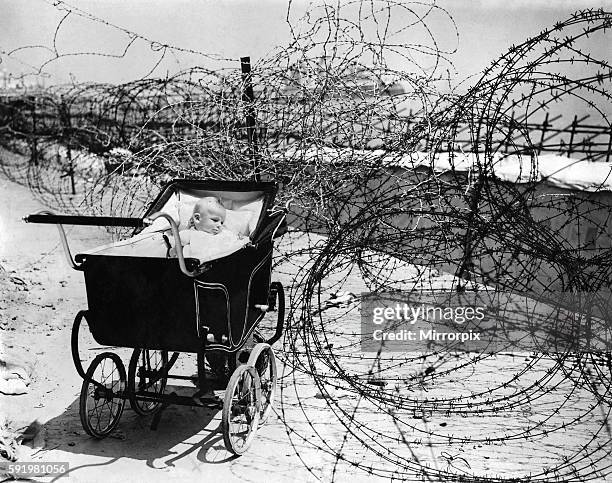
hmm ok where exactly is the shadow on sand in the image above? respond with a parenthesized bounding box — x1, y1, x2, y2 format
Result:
(41, 382, 238, 480)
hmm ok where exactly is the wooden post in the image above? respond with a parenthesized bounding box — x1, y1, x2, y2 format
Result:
(66, 143, 76, 195)
(567, 114, 578, 158)
(456, 177, 483, 290)
(240, 56, 260, 182)
(504, 110, 515, 152)
(606, 127, 612, 164)
(538, 112, 549, 155)
(59, 96, 76, 195)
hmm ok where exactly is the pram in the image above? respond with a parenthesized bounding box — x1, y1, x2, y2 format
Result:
(24, 178, 287, 455)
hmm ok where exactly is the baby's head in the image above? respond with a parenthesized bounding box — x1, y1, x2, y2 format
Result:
(190, 197, 226, 234)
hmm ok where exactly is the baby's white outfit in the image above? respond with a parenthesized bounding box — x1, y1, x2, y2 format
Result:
(179, 228, 247, 262)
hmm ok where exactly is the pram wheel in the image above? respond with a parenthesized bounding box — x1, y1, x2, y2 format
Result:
(247, 343, 277, 425)
(128, 349, 169, 416)
(79, 352, 126, 439)
(222, 365, 261, 455)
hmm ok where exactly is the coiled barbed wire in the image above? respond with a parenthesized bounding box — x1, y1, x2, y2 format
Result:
(1, 2, 611, 481)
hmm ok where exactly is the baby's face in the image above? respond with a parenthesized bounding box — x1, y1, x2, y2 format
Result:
(192, 206, 225, 234)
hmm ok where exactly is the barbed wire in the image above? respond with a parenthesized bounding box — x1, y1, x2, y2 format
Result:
(1, 1, 611, 481)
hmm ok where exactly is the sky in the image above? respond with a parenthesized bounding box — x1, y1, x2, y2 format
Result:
(1, 0, 610, 81)
(1, 0, 611, 121)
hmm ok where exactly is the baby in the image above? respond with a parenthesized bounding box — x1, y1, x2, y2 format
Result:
(171, 196, 243, 262)
(187, 196, 226, 235)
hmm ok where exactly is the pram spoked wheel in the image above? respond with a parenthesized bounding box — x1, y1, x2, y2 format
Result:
(79, 352, 126, 438)
(247, 343, 277, 425)
(222, 365, 261, 455)
(128, 349, 169, 416)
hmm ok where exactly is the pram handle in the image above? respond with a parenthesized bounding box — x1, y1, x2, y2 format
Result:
(23, 210, 87, 270)
(23, 213, 145, 227)
(24, 210, 199, 277)
(143, 212, 200, 278)
(24, 211, 148, 271)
